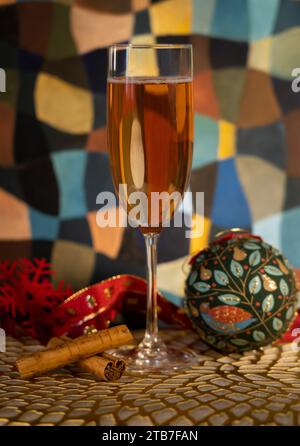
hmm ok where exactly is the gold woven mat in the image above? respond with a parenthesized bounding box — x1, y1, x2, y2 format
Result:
(1, 330, 300, 426)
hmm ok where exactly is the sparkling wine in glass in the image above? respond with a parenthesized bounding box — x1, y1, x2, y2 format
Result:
(107, 44, 195, 374)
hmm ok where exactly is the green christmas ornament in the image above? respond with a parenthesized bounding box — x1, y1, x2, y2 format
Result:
(185, 229, 298, 352)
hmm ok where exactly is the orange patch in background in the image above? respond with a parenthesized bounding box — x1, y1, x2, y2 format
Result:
(87, 209, 125, 259)
(0, 102, 15, 167)
(194, 70, 220, 119)
(86, 127, 107, 152)
(238, 69, 281, 128)
(0, 189, 31, 240)
(71, 5, 134, 53)
(131, 0, 150, 11)
(190, 35, 210, 73)
(0, 0, 16, 5)
(284, 109, 300, 177)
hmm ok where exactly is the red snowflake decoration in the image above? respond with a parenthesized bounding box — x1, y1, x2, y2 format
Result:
(0, 258, 72, 342)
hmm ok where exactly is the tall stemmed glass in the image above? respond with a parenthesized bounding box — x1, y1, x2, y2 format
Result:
(107, 44, 195, 374)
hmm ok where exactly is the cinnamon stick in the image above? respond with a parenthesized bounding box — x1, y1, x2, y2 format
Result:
(16, 325, 133, 378)
(47, 337, 126, 382)
(101, 351, 127, 370)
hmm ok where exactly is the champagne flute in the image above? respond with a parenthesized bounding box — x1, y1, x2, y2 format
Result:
(107, 44, 195, 374)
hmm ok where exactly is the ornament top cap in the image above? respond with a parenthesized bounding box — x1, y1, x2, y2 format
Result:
(213, 228, 262, 245)
(215, 228, 248, 239)
(189, 229, 262, 265)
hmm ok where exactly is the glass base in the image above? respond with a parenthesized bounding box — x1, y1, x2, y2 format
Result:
(106, 337, 198, 375)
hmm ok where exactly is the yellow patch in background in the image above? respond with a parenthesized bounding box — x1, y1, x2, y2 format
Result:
(271, 27, 300, 80)
(130, 33, 156, 45)
(157, 256, 189, 299)
(35, 73, 93, 134)
(189, 214, 211, 256)
(150, 0, 192, 36)
(127, 34, 159, 77)
(248, 37, 272, 74)
(51, 240, 95, 290)
(218, 120, 236, 159)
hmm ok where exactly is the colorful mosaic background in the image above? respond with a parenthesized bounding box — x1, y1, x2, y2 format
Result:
(0, 0, 300, 304)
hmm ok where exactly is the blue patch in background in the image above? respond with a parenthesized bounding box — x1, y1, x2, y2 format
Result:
(52, 150, 87, 219)
(192, 114, 219, 169)
(30, 207, 59, 240)
(211, 0, 249, 41)
(248, 0, 280, 40)
(211, 158, 252, 228)
(281, 206, 300, 267)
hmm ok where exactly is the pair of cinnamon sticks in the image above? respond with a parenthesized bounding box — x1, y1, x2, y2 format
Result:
(16, 325, 133, 382)
(47, 336, 126, 382)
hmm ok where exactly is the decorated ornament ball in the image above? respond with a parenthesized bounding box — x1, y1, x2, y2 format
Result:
(185, 229, 298, 352)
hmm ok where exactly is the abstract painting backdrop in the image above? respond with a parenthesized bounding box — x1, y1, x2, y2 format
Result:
(0, 0, 300, 304)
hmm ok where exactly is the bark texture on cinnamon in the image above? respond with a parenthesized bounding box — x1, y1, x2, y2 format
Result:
(16, 325, 133, 378)
(47, 337, 126, 382)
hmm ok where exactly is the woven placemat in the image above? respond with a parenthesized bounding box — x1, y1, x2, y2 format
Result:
(1, 330, 300, 426)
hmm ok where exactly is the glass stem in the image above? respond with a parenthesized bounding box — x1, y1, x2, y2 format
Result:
(142, 233, 163, 349)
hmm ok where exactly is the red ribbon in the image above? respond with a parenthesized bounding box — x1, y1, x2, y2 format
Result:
(43, 275, 192, 340)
